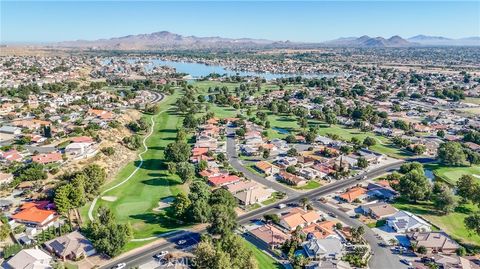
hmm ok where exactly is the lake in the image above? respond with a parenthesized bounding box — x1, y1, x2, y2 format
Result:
(113, 58, 341, 80)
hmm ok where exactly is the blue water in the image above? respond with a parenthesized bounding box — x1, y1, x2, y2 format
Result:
(425, 169, 435, 183)
(112, 58, 341, 80)
(272, 127, 290, 134)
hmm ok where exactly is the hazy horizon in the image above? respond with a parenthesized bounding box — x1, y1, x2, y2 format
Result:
(1, 1, 479, 44)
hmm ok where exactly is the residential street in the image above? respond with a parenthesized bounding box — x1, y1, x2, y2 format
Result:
(311, 201, 409, 269)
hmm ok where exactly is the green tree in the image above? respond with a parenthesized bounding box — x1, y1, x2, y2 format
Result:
(438, 142, 467, 166)
(465, 214, 480, 236)
(210, 189, 237, 209)
(456, 175, 479, 204)
(0, 223, 11, 241)
(363, 137, 377, 147)
(175, 162, 195, 183)
(172, 193, 191, 219)
(397, 170, 431, 202)
(356, 157, 368, 168)
(165, 141, 191, 163)
(208, 204, 237, 236)
(432, 183, 457, 214)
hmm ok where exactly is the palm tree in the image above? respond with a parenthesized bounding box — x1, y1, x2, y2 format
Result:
(300, 197, 309, 210)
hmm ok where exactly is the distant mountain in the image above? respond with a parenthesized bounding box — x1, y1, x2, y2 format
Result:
(51, 31, 480, 50)
(408, 35, 480, 46)
(54, 31, 282, 50)
(324, 35, 415, 47)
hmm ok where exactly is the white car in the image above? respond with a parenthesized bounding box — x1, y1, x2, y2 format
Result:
(154, 251, 169, 259)
(112, 263, 126, 269)
(278, 203, 286, 209)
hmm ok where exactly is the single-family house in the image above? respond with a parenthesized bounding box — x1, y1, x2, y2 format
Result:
(407, 232, 459, 254)
(12, 202, 57, 227)
(302, 238, 344, 260)
(387, 210, 431, 233)
(277, 171, 307, 186)
(254, 161, 280, 176)
(3, 249, 53, 269)
(279, 208, 321, 231)
(0, 125, 22, 135)
(32, 152, 63, 164)
(249, 224, 290, 249)
(338, 187, 367, 203)
(233, 186, 274, 206)
(361, 202, 398, 219)
(44, 231, 96, 260)
(207, 174, 241, 187)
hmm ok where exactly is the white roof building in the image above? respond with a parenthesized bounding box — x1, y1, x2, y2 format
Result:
(387, 210, 431, 233)
(4, 249, 53, 269)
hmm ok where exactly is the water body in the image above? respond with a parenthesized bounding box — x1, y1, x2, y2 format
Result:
(112, 58, 341, 80)
(272, 127, 290, 134)
(425, 169, 435, 183)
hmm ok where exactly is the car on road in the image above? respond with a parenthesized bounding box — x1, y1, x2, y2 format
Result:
(154, 251, 169, 259)
(111, 263, 126, 269)
(178, 239, 187, 245)
(327, 212, 337, 218)
(278, 203, 286, 209)
(400, 259, 412, 266)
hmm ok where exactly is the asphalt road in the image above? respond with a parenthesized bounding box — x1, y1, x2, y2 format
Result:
(100, 126, 435, 269)
(226, 127, 300, 198)
(100, 158, 411, 269)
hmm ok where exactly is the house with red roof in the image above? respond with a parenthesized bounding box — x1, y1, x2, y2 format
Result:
(32, 152, 63, 164)
(0, 149, 23, 163)
(12, 201, 57, 227)
(208, 174, 241, 187)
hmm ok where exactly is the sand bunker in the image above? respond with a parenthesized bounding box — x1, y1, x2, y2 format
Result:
(152, 197, 175, 211)
(101, 196, 118, 202)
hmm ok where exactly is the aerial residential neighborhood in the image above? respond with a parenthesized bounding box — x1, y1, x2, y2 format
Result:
(1, 1, 480, 269)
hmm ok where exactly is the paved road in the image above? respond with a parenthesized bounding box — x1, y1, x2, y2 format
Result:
(312, 201, 408, 269)
(226, 127, 301, 198)
(100, 158, 413, 269)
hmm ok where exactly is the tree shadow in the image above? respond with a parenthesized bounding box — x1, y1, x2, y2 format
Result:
(130, 211, 184, 231)
(134, 159, 166, 170)
(141, 177, 181, 187)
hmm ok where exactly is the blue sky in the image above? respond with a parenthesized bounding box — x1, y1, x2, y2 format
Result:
(1, 1, 479, 43)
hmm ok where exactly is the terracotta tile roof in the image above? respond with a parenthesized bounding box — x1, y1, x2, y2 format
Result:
(339, 187, 367, 202)
(250, 224, 290, 245)
(12, 206, 55, 225)
(32, 152, 63, 164)
(255, 161, 273, 172)
(70, 136, 94, 143)
(208, 174, 241, 186)
(192, 147, 209, 157)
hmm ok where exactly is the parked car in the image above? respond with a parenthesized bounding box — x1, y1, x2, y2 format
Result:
(112, 263, 126, 269)
(278, 203, 286, 209)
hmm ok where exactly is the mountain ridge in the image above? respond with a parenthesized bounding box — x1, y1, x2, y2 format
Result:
(51, 31, 480, 49)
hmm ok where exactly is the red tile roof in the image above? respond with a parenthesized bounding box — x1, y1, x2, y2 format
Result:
(208, 174, 241, 186)
(32, 152, 63, 164)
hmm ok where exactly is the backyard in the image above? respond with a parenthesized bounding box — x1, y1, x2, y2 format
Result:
(243, 240, 283, 269)
(394, 199, 480, 247)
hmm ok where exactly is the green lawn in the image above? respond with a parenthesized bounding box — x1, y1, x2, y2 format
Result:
(465, 97, 480, 105)
(243, 240, 282, 269)
(426, 164, 480, 185)
(393, 199, 480, 247)
(293, 180, 322, 190)
(82, 92, 188, 239)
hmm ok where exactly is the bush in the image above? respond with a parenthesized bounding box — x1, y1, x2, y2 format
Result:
(3, 244, 22, 259)
(101, 147, 115, 156)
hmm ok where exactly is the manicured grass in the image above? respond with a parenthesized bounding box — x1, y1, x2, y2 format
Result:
(293, 180, 322, 190)
(262, 197, 278, 206)
(247, 203, 262, 211)
(393, 199, 480, 247)
(465, 97, 480, 105)
(243, 240, 282, 269)
(83, 92, 188, 239)
(367, 219, 386, 228)
(426, 163, 480, 185)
